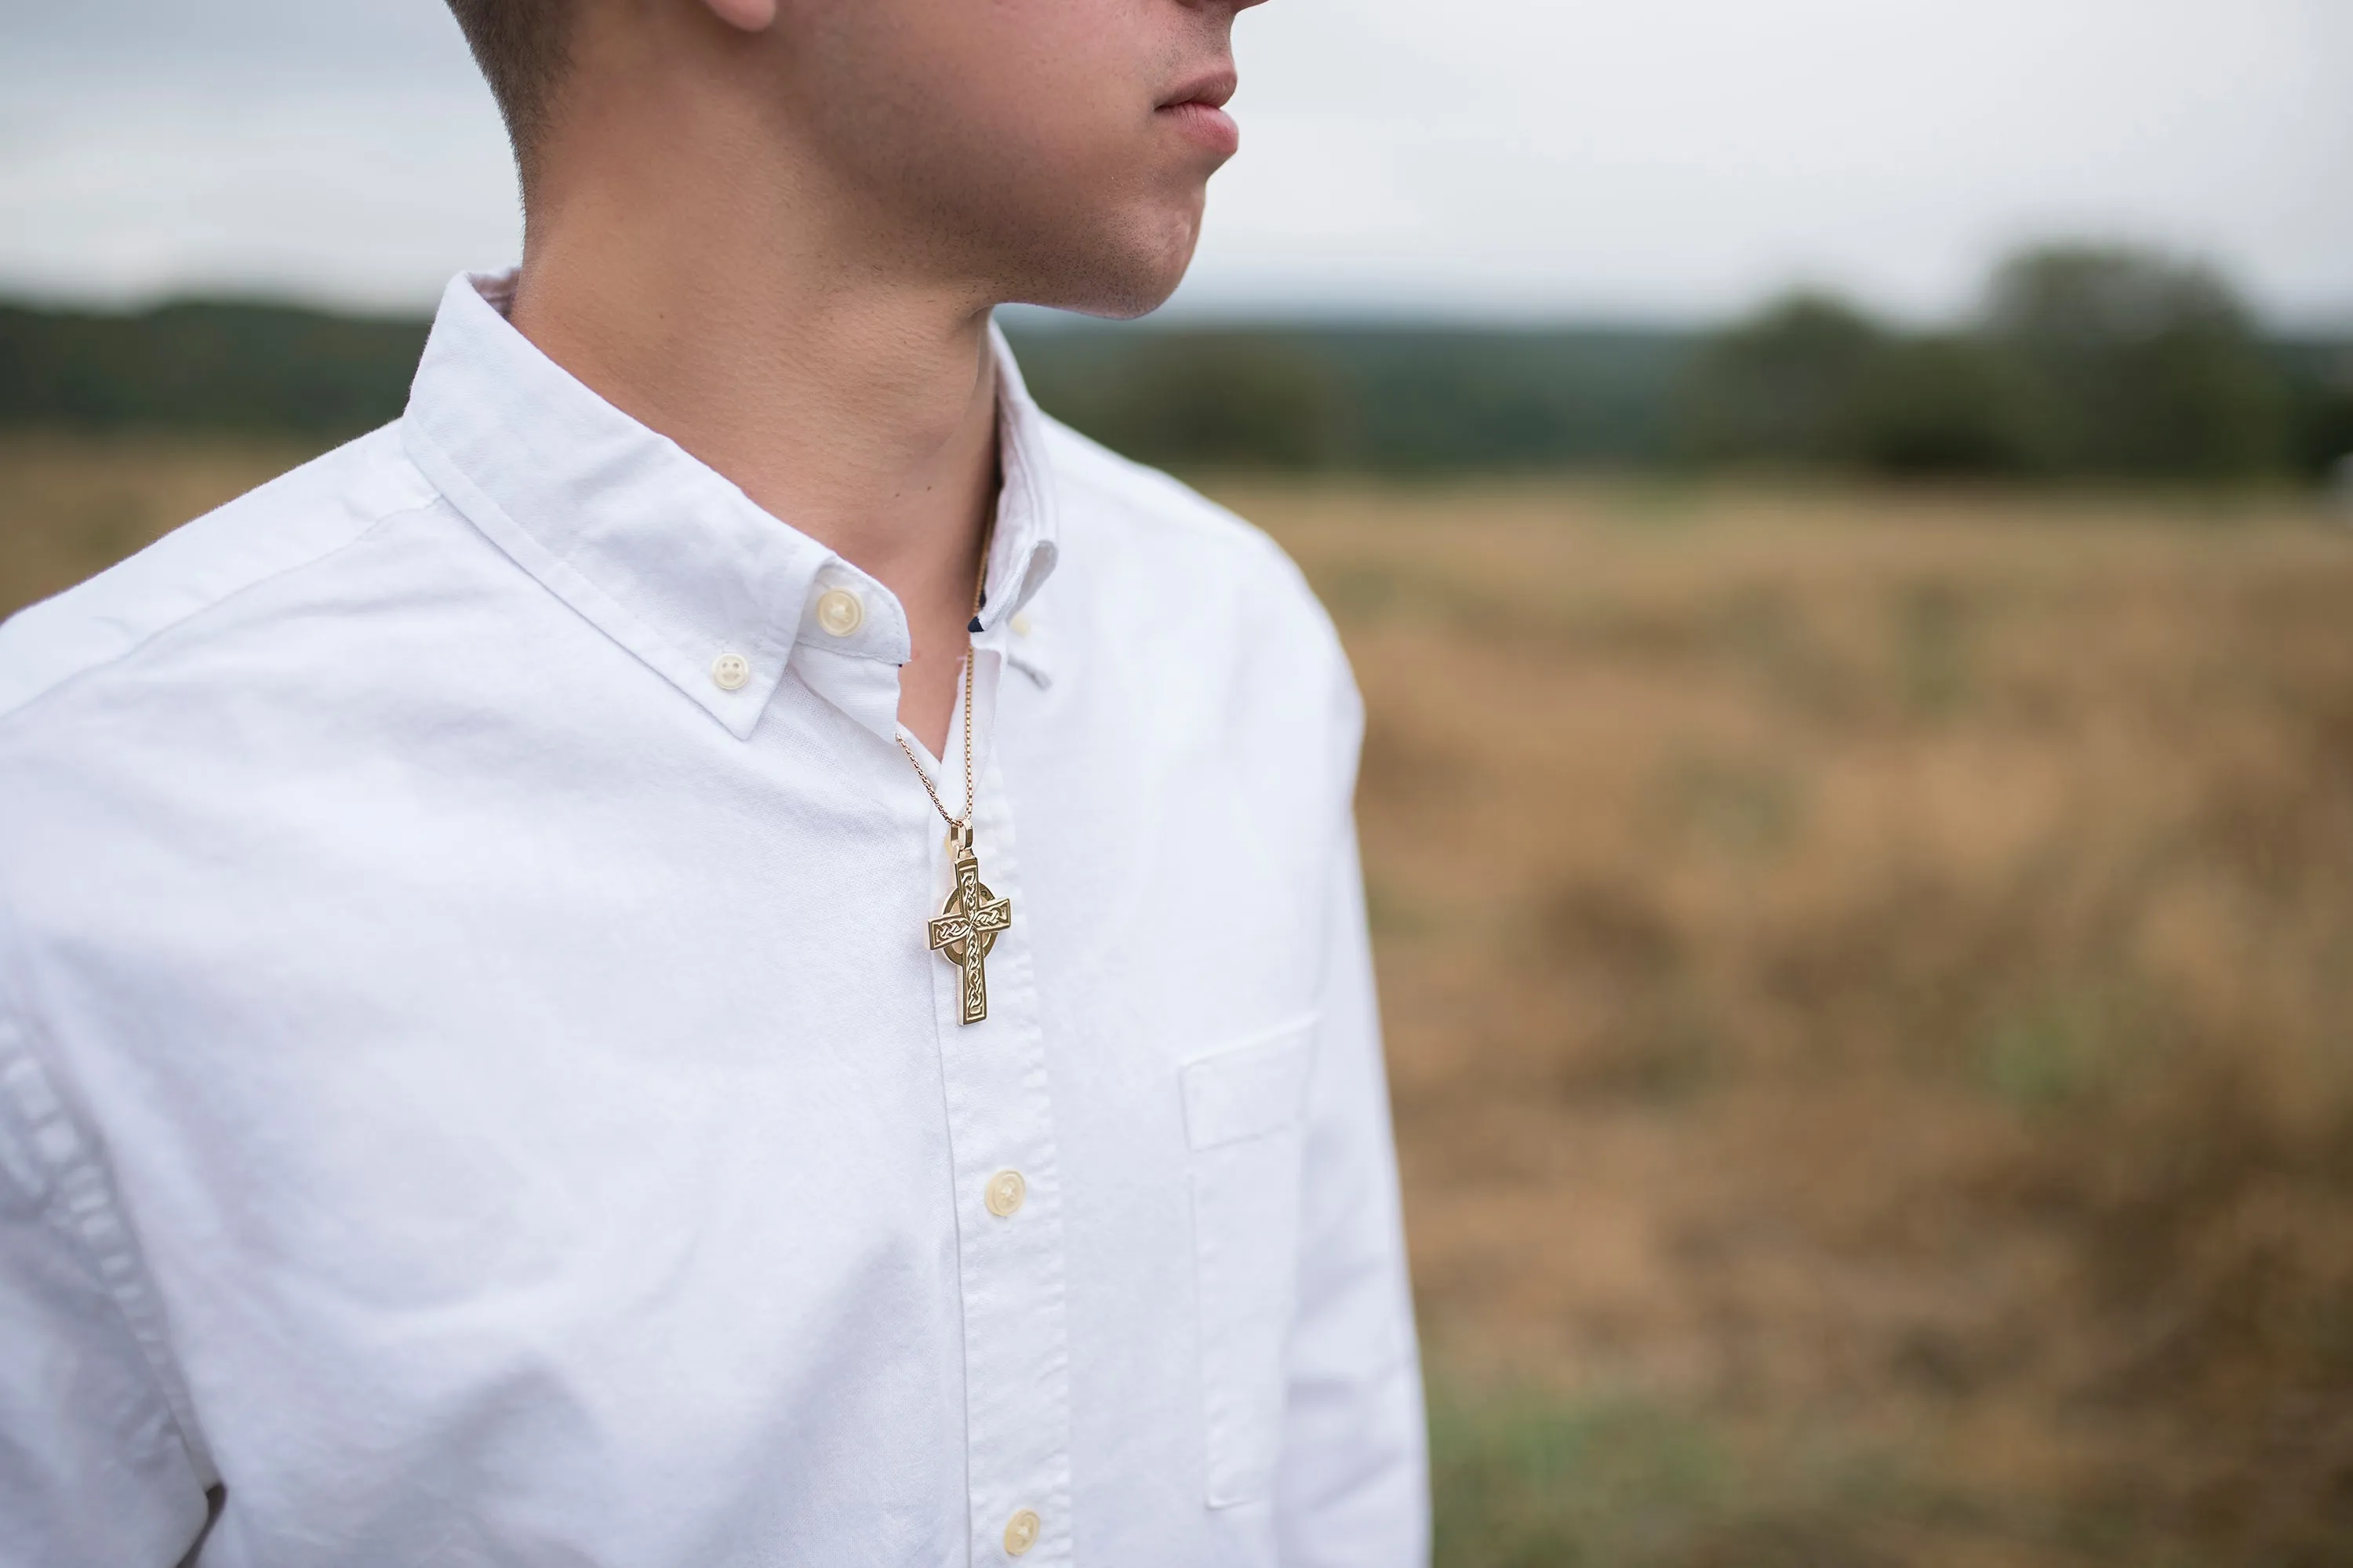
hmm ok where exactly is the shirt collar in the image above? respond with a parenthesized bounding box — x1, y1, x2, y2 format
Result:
(400, 270, 1060, 739)
(982, 322, 1060, 690)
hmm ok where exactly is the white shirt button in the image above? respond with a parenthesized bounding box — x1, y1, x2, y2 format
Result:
(985, 1170, 1026, 1217)
(1009, 611, 1033, 638)
(1003, 1508, 1041, 1556)
(815, 588, 864, 637)
(710, 652, 751, 691)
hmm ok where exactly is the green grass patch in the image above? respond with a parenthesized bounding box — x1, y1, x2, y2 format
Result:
(1431, 1385, 1733, 1567)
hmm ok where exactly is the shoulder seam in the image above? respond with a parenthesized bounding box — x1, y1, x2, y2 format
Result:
(1048, 429, 1282, 559)
(0, 497, 438, 738)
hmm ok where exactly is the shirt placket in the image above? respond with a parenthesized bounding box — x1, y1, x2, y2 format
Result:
(928, 693, 1075, 1566)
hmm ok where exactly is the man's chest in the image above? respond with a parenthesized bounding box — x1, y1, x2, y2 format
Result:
(34, 658, 1337, 1559)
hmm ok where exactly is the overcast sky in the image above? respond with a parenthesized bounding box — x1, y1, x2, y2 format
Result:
(2, 0, 2347, 326)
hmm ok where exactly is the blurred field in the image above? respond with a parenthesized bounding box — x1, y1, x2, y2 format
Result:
(6, 434, 2351, 1565)
(1227, 475, 2353, 1567)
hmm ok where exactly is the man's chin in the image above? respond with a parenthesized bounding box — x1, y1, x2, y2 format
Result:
(1006, 223, 1202, 321)
(1031, 280, 1182, 322)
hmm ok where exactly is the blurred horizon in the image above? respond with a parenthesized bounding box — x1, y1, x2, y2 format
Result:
(9, 237, 2348, 484)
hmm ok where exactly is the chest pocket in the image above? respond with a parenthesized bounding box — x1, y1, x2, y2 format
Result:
(1182, 1016, 1320, 1508)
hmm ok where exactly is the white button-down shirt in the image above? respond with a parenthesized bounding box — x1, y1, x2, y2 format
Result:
(0, 273, 1426, 1567)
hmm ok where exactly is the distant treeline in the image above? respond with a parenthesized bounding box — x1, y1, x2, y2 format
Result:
(1011, 324, 1689, 472)
(0, 299, 1694, 469)
(1683, 246, 2353, 482)
(0, 300, 430, 441)
(3, 242, 2346, 481)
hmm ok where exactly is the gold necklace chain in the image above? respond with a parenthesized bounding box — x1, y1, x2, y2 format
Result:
(894, 515, 994, 836)
(902, 508, 1013, 1026)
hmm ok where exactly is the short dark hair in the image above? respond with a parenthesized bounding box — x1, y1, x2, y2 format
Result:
(443, 0, 575, 184)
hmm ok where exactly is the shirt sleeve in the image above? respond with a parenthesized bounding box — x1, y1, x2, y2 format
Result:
(1273, 670, 1431, 1566)
(0, 1012, 215, 1568)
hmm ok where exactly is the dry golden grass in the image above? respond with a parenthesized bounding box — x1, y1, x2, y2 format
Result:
(1217, 474, 2353, 1566)
(6, 435, 2350, 1564)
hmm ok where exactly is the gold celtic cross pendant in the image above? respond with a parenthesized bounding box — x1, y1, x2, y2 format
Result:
(928, 822, 1012, 1024)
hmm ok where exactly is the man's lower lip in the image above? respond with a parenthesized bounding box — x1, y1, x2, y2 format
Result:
(1158, 101, 1240, 156)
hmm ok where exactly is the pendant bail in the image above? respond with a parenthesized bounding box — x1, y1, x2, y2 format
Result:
(947, 820, 974, 856)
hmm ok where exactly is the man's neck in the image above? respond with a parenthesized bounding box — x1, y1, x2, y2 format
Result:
(504, 100, 1002, 755)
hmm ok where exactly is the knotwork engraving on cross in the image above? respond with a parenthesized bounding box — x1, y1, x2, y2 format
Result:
(928, 824, 1011, 1025)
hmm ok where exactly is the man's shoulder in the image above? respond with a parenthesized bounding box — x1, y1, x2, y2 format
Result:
(1040, 413, 1293, 573)
(1036, 416, 1343, 669)
(0, 423, 438, 734)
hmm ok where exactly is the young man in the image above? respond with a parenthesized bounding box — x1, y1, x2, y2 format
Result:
(0, 1, 1425, 1563)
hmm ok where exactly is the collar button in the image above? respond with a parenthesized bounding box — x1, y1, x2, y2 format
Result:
(815, 588, 864, 637)
(711, 652, 751, 691)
